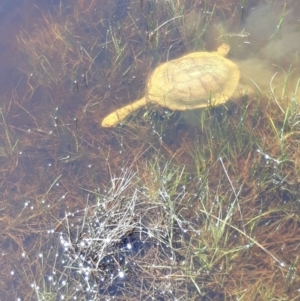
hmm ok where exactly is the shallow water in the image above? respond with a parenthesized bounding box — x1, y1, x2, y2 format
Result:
(0, 0, 300, 300)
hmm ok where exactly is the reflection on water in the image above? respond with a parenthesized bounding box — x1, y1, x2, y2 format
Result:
(0, 0, 300, 300)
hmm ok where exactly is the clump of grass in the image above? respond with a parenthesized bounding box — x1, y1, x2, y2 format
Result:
(51, 160, 195, 299)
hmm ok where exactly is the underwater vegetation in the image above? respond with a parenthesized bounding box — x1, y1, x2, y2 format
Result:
(0, 0, 300, 300)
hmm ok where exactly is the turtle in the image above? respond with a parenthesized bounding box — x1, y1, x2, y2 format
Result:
(101, 43, 240, 127)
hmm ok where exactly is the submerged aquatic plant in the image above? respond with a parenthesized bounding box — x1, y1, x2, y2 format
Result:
(4, 1, 300, 301)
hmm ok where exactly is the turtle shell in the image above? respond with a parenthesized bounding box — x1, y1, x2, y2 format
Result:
(146, 47, 240, 110)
